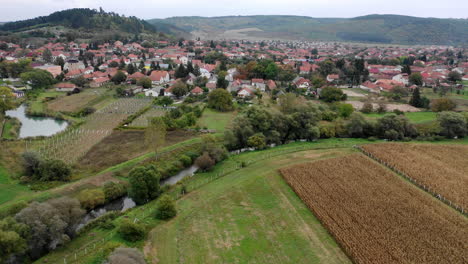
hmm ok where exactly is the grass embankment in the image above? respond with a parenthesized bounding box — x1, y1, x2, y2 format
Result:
(0, 165, 32, 205)
(197, 108, 236, 133)
(1, 117, 21, 139)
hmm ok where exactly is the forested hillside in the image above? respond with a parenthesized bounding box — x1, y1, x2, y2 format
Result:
(0, 8, 155, 34)
(149, 15, 468, 45)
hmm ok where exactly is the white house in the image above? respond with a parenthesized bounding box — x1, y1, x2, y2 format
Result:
(392, 73, 409, 85)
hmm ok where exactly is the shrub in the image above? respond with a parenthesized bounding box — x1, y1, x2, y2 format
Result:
(78, 188, 106, 210)
(338, 103, 354, 118)
(195, 152, 215, 171)
(361, 102, 373, 113)
(431, 98, 456, 112)
(103, 181, 127, 202)
(179, 155, 192, 167)
(319, 87, 347, 102)
(77, 211, 121, 235)
(437, 111, 467, 138)
(154, 194, 177, 220)
(118, 220, 146, 242)
(35, 159, 71, 181)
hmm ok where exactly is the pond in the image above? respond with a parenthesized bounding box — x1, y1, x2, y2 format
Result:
(5, 105, 68, 138)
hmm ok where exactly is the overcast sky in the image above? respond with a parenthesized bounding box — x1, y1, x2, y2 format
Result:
(1, 0, 467, 21)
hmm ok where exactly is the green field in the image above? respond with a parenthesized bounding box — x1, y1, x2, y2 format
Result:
(365, 111, 437, 124)
(197, 108, 236, 133)
(146, 147, 353, 264)
(0, 165, 32, 205)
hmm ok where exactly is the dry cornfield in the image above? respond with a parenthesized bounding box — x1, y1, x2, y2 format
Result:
(361, 143, 468, 209)
(280, 154, 468, 264)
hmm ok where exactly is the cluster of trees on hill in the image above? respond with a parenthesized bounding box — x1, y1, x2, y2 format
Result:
(0, 8, 155, 34)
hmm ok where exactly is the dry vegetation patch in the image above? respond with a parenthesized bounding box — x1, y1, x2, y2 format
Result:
(78, 129, 194, 172)
(361, 143, 468, 209)
(47, 91, 100, 112)
(280, 154, 468, 264)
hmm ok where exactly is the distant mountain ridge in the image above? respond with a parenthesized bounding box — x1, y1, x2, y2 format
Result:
(148, 14, 468, 45)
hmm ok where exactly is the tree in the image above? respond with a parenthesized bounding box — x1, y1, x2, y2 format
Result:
(402, 64, 411, 75)
(193, 64, 201, 76)
(390, 86, 409, 101)
(318, 60, 336, 77)
(118, 220, 145, 242)
(409, 87, 423, 108)
(346, 113, 374, 138)
(338, 103, 354, 118)
(108, 247, 146, 264)
(0, 86, 15, 114)
(15, 201, 71, 258)
(71, 75, 88, 87)
(247, 133, 266, 149)
(437, 111, 467, 138)
(20, 69, 55, 89)
(111, 71, 127, 84)
(448, 71, 462, 83)
(128, 165, 160, 205)
(42, 49, 52, 63)
(376, 114, 417, 140)
(145, 117, 166, 158)
(22, 151, 42, 177)
(54, 57, 65, 70)
(126, 63, 136, 75)
(155, 96, 173, 106)
(361, 101, 373, 113)
(0, 229, 27, 263)
(0, 217, 28, 263)
(172, 81, 189, 98)
(409, 72, 423, 86)
(195, 152, 215, 171)
(264, 62, 278, 80)
(35, 159, 71, 181)
(319, 87, 347, 103)
(207, 88, 233, 112)
(137, 77, 152, 89)
(175, 64, 187, 78)
(278, 93, 301, 114)
(187, 61, 194, 74)
(47, 197, 85, 236)
(154, 194, 177, 220)
(431, 98, 456, 112)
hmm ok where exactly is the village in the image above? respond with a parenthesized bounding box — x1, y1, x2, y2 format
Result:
(0, 4, 468, 264)
(1, 39, 466, 105)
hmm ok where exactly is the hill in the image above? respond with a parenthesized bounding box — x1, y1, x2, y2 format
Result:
(0, 8, 165, 41)
(149, 15, 468, 45)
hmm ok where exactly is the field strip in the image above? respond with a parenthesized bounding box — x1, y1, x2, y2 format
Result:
(355, 144, 467, 216)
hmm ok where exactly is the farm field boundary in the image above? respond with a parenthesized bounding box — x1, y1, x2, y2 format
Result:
(354, 145, 467, 216)
(280, 154, 468, 264)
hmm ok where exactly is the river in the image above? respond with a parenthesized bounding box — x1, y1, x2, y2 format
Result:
(77, 165, 199, 230)
(5, 105, 68, 138)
